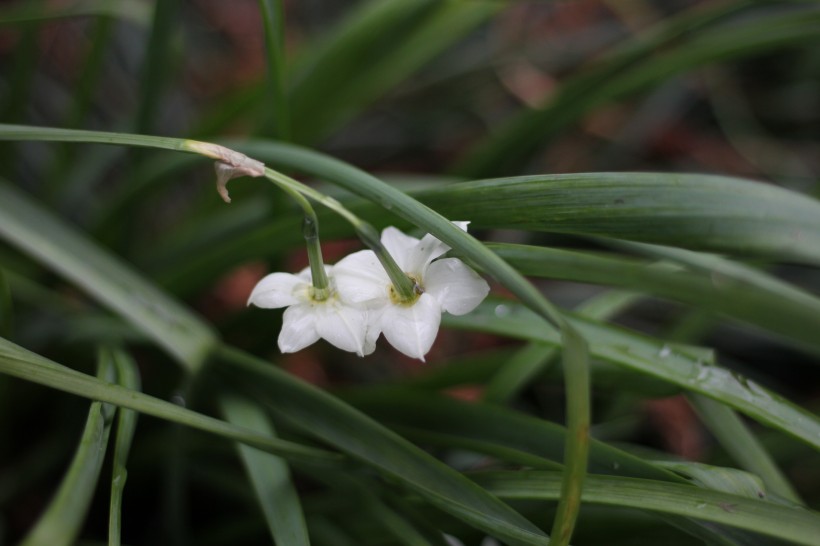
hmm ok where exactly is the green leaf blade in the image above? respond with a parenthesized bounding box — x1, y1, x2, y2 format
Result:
(219, 346, 552, 546)
(220, 394, 311, 546)
(474, 471, 820, 546)
(0, 181, 218, 371)
(19, 353, 116, 546)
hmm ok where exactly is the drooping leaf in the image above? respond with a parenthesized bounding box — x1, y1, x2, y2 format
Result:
(0, 181, 218, 371)
(218, 346, 553, 546)
(472, 471, 820, 546)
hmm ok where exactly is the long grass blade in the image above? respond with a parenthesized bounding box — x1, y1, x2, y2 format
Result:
(484, 290, 640, 404)
(473, 471, 820, 546)
(415, 173, 820, 265)
(0, 180, 217, 371)
(688, 394, 801, 504)
(107, 347, 141, 546)
(19, 353, 116, 546)
(550, 327, 589, 546)
(489, 243, 820, 354)
(219, 394, 311, 546)
(0, 336, 342, 467)
(217, 345, 552, 546)
(445, 300, 820, 453)
(342, 388, 680, 482)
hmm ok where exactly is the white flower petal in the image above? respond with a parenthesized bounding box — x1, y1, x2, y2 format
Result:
(278, 305, 320, 353)
(404, 221, 470, 275)
(380, 293, 441, 361)
(425, 258, 489, 315)
(334, 250, 390, 303)
(248, 272, 306, 308)
(362, 306, 384, 355)
(315, 300, 369, 356)
(380, 227, 419, 271)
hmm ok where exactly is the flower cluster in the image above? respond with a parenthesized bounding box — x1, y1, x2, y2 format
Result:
(248, 223, 489, 360)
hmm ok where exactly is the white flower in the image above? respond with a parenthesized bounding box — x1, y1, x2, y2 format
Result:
(247, 266, 374, 357)
(333, 223, 490, 360)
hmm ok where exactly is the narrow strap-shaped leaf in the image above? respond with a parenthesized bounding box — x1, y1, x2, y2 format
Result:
(488, 242, 820, 354)
(107, 347, 141, 546)
(0, 336, 342, 466)
(19, 353, 116, 546)
(550, 326, 588, 546)
(485, 290, 642, 404)
(445, 300, 820, 453)
(219, 394, 311, 546)
(688, 394, 801, 504)
(342, 388, 681, 482)
(0, 181, 218, 371)
(416, 173, 820, 265)
(257, 0, 290, 139)
(217, 345, 552, 546)
(472, 471, 820, 546)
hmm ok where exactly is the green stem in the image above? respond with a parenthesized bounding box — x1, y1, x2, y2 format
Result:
(353, 223, 416, 302)
(303, 216, 329, 298)
(0, 124, 414, 301)
(258, 170, 329, 296)
(264, 168, 416, 301)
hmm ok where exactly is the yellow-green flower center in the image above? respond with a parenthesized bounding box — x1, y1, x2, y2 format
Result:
(389, 274, 423, 306)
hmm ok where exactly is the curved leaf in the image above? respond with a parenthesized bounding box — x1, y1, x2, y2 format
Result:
(218, 346, 552, 546)
(107, 347, 140, 546)
(472, 471, 820, 546)
(220, 394, 311, 546)
(488, 242, 820, 353)
(445, 300, 820, 453)
(341, 388, 682, 482)
(20, 354, 115, 546)
(0, 336, 342, 467)
(417, 173, 820, 265)
(0, 181, 218, 371)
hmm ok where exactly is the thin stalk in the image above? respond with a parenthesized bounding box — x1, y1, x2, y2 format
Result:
(107, 347, 140, 546)
(264, 167, 416, 301)
(0, 124, 416, 300)
(549, 327, 590, 546)
(255, 169, 329, 293)
(302, 215, 329, 297)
